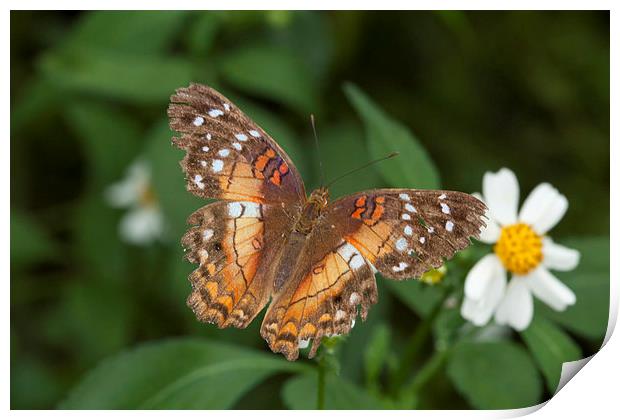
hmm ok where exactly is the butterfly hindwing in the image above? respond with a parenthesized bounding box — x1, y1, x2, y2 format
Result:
(327, 189, 487, 279)
(261, 239, 377, 361)
(168, 83, 305, 205)
(184, 200, 282, 328)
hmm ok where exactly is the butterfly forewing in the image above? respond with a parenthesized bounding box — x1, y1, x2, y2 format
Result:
(326, 189, 487, 279)
(168, 83, 305, 204)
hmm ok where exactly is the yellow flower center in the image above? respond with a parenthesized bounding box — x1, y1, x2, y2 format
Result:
(139, 184, 158, 208)
(420, 265, 447, 285)
(493, 223, 543, 275)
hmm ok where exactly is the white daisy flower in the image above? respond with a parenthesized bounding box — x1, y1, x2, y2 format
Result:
(461, 168, 579, 331)
(105, 159, 164, 245)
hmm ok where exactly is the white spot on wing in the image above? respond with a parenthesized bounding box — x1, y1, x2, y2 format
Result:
(193, 116, 204, 126)
(235, 133, 248, 141)
(404, 225, 413, 236)
(392, 262, 408, 272)
(337, 243, 358, 261)
(193, 174, 204, 189)
(335, 310, 347, 321)
(405, 203, 417, 213)
(206, 133, 212, 140)
(399, 193, 411, 201)
(223, 103, 230, 111)
(200, 160, 207, 167)
(445, 220, 454, 232)
(395, 237, 408, 252)
(228, 202, 242, 217)
(242, 202, 261, 218)
(440, 203, 451, 214)
(350, 254, 365, 269)
(298, 338, 310, 349)
(349, 292, 361, 305)
(203, 229, 214, 240)
(439, 193, 447, 200)
(249, 130, 260, 138)
(211, 159, 224, 172)
(208, 109, 224, 118)
(419, 236, 426, 244)
(218, 149, 230, 157)
(202, 146, 209, 152)
(427, 226, 435, 234)
(402, 213, 411, 221)
(232, 142, 242, 151)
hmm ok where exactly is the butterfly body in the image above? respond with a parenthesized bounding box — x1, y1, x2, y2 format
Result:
(169, 83, 487, 360)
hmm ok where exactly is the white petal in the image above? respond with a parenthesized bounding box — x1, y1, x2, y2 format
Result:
(464, 254, 503, 301)
(482, 168, 519, 226)
(525, 267, 576, 311)
(461, 268, 506, 326)
(542, 238, 580, 271)
(105, 159, 151, 208)
(119, 207, 164, 245)
(519, 183, 568, 234)
(472, 192, 501, 243)
(494, 278, 533, 331)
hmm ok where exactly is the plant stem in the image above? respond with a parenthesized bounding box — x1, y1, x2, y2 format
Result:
(317, 357, 326, 410)
(392, 285, 452, 391)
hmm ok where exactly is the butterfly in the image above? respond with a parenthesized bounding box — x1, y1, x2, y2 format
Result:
(168, 83, 487, 361)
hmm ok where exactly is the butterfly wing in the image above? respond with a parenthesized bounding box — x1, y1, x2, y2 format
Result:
(260, 189, 485, 360)
(168, 83, 305, 204)
(261, 231, 377, 361)
(327, 189, 487, 279)
(169, 84, 306, 328)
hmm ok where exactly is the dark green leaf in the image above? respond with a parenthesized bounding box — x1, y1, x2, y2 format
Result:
(73, 194, 129, 282)
(11, 211, 56, 267)
(447, 341, 542, 409)
(186, 12, 221, 56)
(536, 236, 609, 340)
(385, 277, 444, 318)
(40, 47, 193, 104)
(521, 316, 582, 393)
(60, 338, 309, 409)
(282, 373, 383, 409)
(64, 100, 142, 187)
(344, 83, 440, 189)
(218, 45, 319, 115)
(67, 11, 188, 54)
(364, 324, 391, 390)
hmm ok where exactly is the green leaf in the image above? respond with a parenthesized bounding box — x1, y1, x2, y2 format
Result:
(145, 120, 205, 241)
(364, 324, 391, 390)
(40, 47, 193, 104)
(67, 11, 188, 54)
(60, 338, 310, 409)
(73, 194, 129, 282)
(186, 12, 221, 56)
(64, 100, 142, 187)
(282, 373, 383, 409)
(447, 341, 543, 409)
(521, 316, 582, 393)
(385, 277, 444, 318)
(11, 211, 56, 267)
(218, 45, 319, 115)
(536, 236, 609, 340)
(344, 83, 440, 189)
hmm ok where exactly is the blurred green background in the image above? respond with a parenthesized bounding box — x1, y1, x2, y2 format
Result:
(11, 11, 609, 410)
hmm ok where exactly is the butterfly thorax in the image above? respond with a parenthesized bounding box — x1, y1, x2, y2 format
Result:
(294, 187, 329, 236)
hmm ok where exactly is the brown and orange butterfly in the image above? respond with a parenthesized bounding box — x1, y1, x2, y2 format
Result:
(168, 83, 486, 361)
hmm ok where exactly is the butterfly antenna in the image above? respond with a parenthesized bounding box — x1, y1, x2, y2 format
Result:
(311, 114, 326, 187)
(326, 152, 399, 188)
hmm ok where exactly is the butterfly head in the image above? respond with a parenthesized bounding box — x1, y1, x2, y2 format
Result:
(308, 187, 329, 209)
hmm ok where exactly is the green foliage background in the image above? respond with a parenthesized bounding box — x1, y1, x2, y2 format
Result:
(11, 11, 609, 409)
